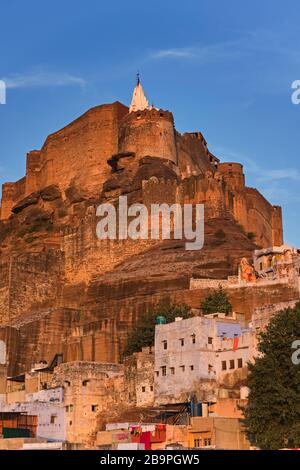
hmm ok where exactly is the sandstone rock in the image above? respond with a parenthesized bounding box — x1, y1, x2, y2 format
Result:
(12, 193, 39, 214)
(40, 185, 61, 201)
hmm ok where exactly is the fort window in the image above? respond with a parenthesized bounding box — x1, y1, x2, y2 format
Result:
(69, 404, 74, 412)
(190, 365, 194, 371)
(64, 380, 71, 387)
(208, 337, 213, 345)
(50, 414, 57, 424)
(229, 359, 235, 369)
(150, 386, 153, 391)
(155, 371, 159, 377)
(238, 358, 243, 368)
(82, 380, 89, 387)
(180, 365, 185, 372)
(142, 386, 146, 393)
(170, 367, 175, 375)
(161, 366, 167, 376)
(162, 340, 168, 350)
(204, 438, 211, 447)
(194, 438, 201, 448)
(191, 334, 196, 344)
(160, 112, 164, 117)
(208, 364, 213, 373)
(179, 338, 184, 347)
(221, 361, 227, 371)
(91, 405, 98, 412)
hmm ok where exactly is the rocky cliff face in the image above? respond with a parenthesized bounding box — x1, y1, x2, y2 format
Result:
(0, 101, 289, 375)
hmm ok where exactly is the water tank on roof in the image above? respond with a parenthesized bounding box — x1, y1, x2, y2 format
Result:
(156, 316, 166, 325)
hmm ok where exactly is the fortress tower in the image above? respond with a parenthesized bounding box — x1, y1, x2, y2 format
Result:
(118, 77, 178, 165)
(218, 162, 245, 191)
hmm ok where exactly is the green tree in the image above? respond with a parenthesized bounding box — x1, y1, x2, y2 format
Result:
(201, 285, 232, 315)
(244, 302, 300, 449)
(123, 300, 191, 358)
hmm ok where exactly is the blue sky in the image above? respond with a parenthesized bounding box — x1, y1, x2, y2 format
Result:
(0, 0, 299, 245)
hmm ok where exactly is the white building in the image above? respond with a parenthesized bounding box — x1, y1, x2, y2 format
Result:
(154, 314, 252, 405)
(0, 387, 66, 441)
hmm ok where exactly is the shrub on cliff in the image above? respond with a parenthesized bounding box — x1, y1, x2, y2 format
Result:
(123, 300, 191, 358)
(244, 302, 300, 449)
(201, 285, 232, 315)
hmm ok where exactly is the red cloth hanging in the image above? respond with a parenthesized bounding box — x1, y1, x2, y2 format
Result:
(232, 337, 239, 352)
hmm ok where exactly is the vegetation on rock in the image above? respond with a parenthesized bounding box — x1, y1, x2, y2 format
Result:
(201, 285, 232, 315)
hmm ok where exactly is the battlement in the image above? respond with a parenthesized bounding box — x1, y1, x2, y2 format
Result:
(121, 107, 174, 125)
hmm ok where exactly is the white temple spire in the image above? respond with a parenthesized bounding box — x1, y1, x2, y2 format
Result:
(129, 74, 150, 113)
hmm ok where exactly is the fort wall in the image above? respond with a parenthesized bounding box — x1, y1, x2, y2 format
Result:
(0, 102, 128, 220)
(118, 108, 177, 164)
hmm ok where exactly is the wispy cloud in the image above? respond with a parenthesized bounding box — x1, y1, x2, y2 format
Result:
(150, 40, 242, 63)
(2, 70, 86, 90)
(150, 29, 300, 69)
(151, 48, 196, 59)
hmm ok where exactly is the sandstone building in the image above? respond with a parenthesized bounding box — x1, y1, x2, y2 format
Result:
(0, 79, 292, 375)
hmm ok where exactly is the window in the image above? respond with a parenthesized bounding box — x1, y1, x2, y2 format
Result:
(180, 338, 184, 347)
(180, 365, 185, 373)
(142, 386, 146, 393)
(50, 415, 57, 425)
(150, 386, 153, 392)
(238, 358, 243, 368)
(208, 364, 213, 373)
(204, 438, 211, 447)
(191, 334, 196, 344)
(155, 371, 159, 377)
(221, 361, 227, 371)
(194, 438, 201, 448)
(64, 380, 70, 387)
(161, 366, 167, 376)
(190, 365, 194, 371)
(208, 337, 213, 345)
(69, 420, 72, 426)
(229, 359, 235, 369)
(69, 404, 74, 412)
(162, 340, 168, 350)
(170, 367, 175, 375)
(91, 405, 98, 412)
(82, 380, 89, 387)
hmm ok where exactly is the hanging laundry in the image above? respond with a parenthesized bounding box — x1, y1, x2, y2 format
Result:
(232, 336, 239, 352)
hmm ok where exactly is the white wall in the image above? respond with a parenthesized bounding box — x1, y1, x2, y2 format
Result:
(154, 316, 251, 404)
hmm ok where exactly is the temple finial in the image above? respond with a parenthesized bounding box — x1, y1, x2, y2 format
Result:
(129, 74, 150, 113)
